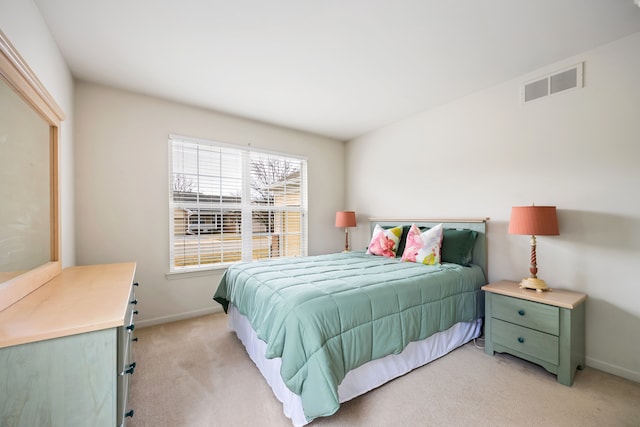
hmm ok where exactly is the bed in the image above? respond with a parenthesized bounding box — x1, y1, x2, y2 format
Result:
(213, 218, 489, 425)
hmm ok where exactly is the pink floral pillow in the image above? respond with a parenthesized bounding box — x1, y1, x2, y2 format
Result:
(367, 224, 402, 258)
(401, 223, 444, 265)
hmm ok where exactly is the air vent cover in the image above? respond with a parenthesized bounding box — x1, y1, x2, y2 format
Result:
(522, 62, 583, 103)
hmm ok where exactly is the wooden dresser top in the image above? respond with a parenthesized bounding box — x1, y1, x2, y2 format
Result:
(0, 262, 136, 348)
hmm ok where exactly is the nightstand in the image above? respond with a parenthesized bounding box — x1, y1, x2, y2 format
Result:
(482, 280, 586, 386)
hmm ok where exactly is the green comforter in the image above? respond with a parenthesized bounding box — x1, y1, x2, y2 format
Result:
(213, 252, 485, 422)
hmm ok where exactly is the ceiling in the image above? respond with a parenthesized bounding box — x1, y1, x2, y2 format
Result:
(35, 1, 640, 141)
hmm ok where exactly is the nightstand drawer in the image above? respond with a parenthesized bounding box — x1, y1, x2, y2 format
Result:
(492, 319, 559, 365)
(492, 293, 559, 335)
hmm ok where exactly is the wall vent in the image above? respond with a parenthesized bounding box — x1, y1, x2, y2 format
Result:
(522, 62, 583, 103)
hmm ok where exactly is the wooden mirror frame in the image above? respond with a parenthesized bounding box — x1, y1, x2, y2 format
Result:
(0, 30, 65, 311)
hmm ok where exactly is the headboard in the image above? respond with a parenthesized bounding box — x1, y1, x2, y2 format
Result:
(369, 217, 489, 278)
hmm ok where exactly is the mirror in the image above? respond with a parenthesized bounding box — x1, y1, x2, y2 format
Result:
(0, 30, 65, 311)
(0, 77, 51, 273)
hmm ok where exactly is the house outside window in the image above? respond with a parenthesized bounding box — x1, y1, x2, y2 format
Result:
(169, 135, 308, 272)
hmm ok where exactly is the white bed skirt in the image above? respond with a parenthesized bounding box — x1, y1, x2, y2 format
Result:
(229, 304, 482, 426)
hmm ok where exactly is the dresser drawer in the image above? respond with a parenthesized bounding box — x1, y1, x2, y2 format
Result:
(117, 284, 138, 425)
(492, 293, 559, 335)
(118, 286, 137, 374)
(492, 318, 559, 365)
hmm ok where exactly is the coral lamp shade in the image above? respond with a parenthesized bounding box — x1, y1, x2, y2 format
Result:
(335, 211, 356, 228)
(508, 206, 559, 236)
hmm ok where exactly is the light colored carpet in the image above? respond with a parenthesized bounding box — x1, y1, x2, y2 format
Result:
(128, 313, 640, 427)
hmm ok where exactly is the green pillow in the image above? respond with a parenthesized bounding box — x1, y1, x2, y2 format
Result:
(442, 229, 478, 266)
(395, 225, 412, 258)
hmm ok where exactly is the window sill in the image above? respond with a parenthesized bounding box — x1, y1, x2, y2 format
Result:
(166, 264, 230, 280)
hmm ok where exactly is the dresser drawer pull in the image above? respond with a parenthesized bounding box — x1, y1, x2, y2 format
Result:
(518, 309, 525, 316)
(517, 337, 525, 343)
(133, 281, 139, 287)
(133, 310, 139, 315)
(130, 299, 138, 305)
(126, 324, 135, 332)
(124, 362, 136, 375)
(125, 409, 135, 418)
(132, 337, 138, 342)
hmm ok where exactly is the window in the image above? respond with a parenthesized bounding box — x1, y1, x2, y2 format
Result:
(169, 135, 307, 272)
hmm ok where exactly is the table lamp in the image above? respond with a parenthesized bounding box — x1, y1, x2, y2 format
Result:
(508, 205, 559, 292)
(335, 211, 356, 252)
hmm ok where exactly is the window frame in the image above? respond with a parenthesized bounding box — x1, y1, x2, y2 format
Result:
(168, 134, 308, 273)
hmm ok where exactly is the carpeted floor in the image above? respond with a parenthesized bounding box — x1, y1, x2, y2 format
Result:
(128, 313, 640, 427)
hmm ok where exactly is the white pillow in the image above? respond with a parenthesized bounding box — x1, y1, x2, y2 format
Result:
(401, 223, 443, 265)
(367, 224, 402, 258)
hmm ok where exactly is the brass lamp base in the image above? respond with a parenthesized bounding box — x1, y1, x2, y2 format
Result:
(519, 277, 551, 292)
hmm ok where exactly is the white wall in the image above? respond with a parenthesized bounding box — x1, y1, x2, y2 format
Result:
(0, 0, 75, 268)
(74, 81, 345, 325)
(346, 32, 640, 382)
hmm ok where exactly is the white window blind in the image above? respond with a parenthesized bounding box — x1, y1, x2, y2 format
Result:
(169, 135, 307, 272)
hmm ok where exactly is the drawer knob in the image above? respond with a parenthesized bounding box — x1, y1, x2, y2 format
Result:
(130, 299, 138, 305)
(125, 409, 135, 418)
(124, 362, 136, 375)
(517, 337, 525, 343)
(518, 309, 525, 316)
(127, 324, 135, 332)
(133, 310, 139, 315)
(132, 337, 138, 342)
(133, 282, 139, 287)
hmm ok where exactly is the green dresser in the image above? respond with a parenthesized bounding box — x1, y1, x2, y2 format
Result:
(483, 280, 586, 386)
(0, 263, 138, 427)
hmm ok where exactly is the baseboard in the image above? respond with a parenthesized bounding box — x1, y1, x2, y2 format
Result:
(586, 356, 640, 383)
(136, 306, 224, 328)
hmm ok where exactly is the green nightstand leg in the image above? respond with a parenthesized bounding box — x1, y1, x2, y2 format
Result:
(484, 293, 494, 355)
(557, 303, 586, 386)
